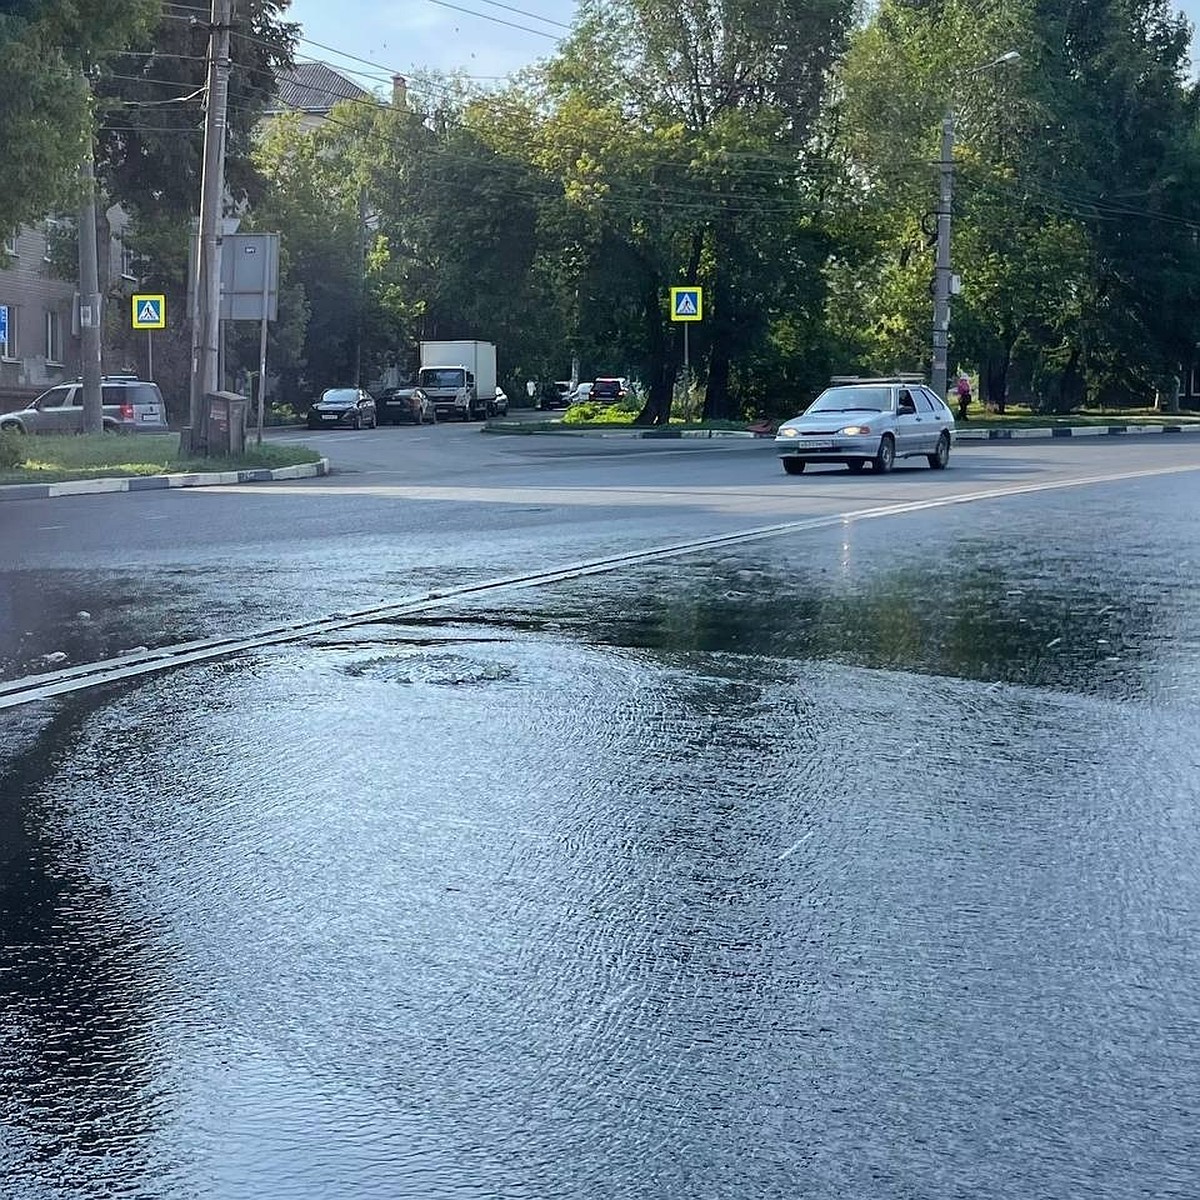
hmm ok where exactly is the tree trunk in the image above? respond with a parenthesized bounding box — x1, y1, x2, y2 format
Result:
(634, 278, 673, 425)
(983, 350, 1010, 414)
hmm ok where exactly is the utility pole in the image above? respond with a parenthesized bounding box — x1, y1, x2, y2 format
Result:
(353, 185, 368, 386)
(930, 50, 1020, 403)
(931, 111, 955, 403)
(78, 138, 104, 434)
(189, 0, 234, 436)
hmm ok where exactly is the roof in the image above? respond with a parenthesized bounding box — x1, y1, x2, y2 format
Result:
(267, 61, 371, 115)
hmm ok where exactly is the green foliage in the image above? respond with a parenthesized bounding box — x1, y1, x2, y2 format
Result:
(562, 403, 638, 425)
(0, 1, 157, 230)
(0, 430, 25, 470)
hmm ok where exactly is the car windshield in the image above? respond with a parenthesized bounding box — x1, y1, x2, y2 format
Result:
(808, 386, 891, 413)
(322, 389, 358, 404)
(592, 381, 622, 396)
(420, 369, 464, 389)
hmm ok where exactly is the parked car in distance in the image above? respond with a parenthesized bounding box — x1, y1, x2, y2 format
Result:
(591, 377, 629, 404)
(491, 387, 509, 417)
(775, 377, 955, 475)
(377, 386, 435, 425)
(539, 381, 573, 410)
(307, 387, 377, 430)
(568, 382, 594, 405)
(0, 376, 168, 435)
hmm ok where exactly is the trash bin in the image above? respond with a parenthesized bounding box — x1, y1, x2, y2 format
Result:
(204, 391, 248, 457)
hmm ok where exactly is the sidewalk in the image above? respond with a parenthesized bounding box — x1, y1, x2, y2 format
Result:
(0, 458, 329, 503)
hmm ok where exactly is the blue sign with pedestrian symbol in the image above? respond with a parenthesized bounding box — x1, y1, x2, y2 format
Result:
(0, 305, 8, 350)
(132, 293, 166, 330)
(670, 286, 703, 322)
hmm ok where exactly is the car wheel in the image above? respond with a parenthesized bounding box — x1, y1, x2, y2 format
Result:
(0, 420, 22, 434)
(874, 434, 895, 473)
(847, 460, 867, 473)
(928, 432, 950, 470)
(781, 458, 806, 475)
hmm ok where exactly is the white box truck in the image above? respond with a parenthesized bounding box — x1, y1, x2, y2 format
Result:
(417, 340, 498, 421)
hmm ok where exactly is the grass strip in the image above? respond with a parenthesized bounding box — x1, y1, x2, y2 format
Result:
(0, 433, 320, 485)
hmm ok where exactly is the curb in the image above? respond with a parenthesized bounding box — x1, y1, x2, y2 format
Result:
(956, 423, 1200, 441)
(483, 422, 762, 439)
(0, 457, 329, 503)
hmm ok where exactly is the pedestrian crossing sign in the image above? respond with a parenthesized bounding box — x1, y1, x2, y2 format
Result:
(670, 286, 703, 322)
(132, 294, 166, 329)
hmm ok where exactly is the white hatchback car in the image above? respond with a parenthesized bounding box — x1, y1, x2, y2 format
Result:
(775, 379, 955, 475)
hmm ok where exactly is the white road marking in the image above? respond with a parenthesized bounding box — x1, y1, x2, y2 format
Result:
(4, 457, 1199, 711)
(37, 525, 65, 531)
(777, 832, 813, 861)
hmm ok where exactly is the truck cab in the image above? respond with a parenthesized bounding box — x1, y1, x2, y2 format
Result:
(417, 365, 475, 421)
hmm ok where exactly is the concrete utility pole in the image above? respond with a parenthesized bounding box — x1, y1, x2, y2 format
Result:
(189, 0, 234, 434)
(78, 142, 104, 434)
(931, 113, 955, 403)
(930, 49, 1020, 403)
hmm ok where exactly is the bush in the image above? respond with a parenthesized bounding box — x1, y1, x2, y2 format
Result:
(0, 429, 25, 470)
(562, 403, 637, 426)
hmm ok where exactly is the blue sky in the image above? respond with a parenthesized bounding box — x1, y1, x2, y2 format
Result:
(285, 0, 1197, 91)
(284, 0, 573, 89)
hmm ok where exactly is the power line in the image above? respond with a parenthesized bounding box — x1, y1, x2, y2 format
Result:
(423, 0, 562, 41)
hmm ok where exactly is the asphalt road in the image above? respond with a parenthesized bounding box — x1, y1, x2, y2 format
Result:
(1, 424, 1199, 679)
(4, 425, 1200, 1198)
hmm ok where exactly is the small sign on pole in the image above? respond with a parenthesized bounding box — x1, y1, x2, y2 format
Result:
(132, 294, 166, 329)
(670, 286, 703, 322)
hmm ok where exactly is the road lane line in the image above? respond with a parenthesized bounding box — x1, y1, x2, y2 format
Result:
(3, 458, 1198, 711)
(776, 832, 813, 861)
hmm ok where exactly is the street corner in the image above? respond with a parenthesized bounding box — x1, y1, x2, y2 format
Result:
(0, 457, 329, 502)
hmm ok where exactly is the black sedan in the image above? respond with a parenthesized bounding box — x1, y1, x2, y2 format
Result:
(376, 387, 436, 425)
(307, 387, 377, 430)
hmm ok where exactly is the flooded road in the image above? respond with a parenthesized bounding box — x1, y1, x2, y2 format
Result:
(3, 464, 1200, 1197)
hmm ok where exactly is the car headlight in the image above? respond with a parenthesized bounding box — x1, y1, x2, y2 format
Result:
(779, 427, 799, 438)
(841, 425, 873, 436)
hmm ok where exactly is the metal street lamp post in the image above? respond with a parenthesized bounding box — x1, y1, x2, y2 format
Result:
(931, 50, 1020, 401)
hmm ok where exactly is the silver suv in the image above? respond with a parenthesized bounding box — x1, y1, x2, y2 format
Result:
(0, 376, 169, 435)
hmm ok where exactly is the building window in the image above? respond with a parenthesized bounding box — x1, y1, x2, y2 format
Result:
(1190, 365, 1200, 398)
(45, 310, 62, 364)
(120, 244, 138, 281)
(1, 305, 15, 359)
(2, 229, 17, 257)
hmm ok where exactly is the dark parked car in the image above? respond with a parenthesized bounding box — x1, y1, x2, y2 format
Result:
(0, 376, 168, 434)
(591, 377, 629, 404)
(539, 381, 573, 410)
(307, 387, 377, 430)
(377, 387, 435, 425)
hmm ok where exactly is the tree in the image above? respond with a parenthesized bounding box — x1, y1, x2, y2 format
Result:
(0, 0, 157, 231)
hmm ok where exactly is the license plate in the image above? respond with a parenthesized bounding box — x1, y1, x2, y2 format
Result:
(322, 414, 337, 421)
(798, 439, 833, 450)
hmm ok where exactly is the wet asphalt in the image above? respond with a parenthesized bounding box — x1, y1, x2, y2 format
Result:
(2, 427, 1200, 1197)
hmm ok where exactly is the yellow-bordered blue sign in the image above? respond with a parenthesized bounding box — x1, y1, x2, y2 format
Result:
(670, 286, 703, 322)
(132, 294, 166, 329)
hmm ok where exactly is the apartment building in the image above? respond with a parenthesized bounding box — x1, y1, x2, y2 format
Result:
(0, 224, 78, 409)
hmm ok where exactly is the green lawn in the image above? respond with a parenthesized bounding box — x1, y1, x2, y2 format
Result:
(0, 432, 321, 485)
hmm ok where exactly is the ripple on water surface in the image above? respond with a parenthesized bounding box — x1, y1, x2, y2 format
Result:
(2, 480, 1200, 1198)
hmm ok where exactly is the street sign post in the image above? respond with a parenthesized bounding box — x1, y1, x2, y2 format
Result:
(670, 287, 702, 322)
(132, 294, 166, 381)
(669, 286, 703, 371)
(132, 294, 165, 329)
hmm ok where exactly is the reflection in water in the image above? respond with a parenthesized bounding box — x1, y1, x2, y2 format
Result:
(2, 488, 1200, 1198)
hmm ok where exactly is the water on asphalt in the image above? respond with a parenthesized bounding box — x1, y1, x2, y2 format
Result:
(2, 477, 1199, 1198)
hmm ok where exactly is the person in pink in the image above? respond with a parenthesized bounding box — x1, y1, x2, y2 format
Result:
(955, 373, 972, 421)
